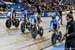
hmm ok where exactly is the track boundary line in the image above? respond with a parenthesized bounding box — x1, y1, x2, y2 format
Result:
(42, 41, 65, 50)
(16, 38, 50, 50)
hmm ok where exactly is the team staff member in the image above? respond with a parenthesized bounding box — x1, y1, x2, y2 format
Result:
(58, 7, 62, 25)
(65, 14, 75, 50)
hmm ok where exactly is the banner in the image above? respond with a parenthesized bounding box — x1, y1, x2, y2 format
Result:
(0, 11, 62, 18)
(42, 12, 59, 17)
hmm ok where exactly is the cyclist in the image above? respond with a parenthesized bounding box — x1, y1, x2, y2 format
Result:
(49, 16, 59, 32)
(20, 9, 28, 21)
(29, 12, 41, 29)
(7, 8, 16, 20)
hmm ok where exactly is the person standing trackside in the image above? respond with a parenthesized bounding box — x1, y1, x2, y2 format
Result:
(69, 10, 73, 15)
(58, 6, 62, 25)
(65, 14, 75, 50)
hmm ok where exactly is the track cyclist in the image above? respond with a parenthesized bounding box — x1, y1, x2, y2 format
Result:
(29, 12, 42, 29)
(49, 16, 59, 32)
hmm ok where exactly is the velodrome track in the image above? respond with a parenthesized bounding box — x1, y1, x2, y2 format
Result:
(0, 10, 75, 50)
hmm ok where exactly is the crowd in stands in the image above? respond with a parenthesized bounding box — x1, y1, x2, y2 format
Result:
(0, 0, 7, 11)
(26, 0, 62, 13)
(25, 0, 75, 13)
(0, 0, 75, 12)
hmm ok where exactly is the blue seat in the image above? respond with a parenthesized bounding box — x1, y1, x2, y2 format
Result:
(7, 3, 31, 12)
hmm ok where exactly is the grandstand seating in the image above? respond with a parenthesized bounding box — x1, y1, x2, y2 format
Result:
(0, 3, 7, 11)
(7, 3, 31, 12)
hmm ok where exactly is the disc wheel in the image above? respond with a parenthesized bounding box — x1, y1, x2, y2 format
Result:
(51, 33, 57, 45)
(31, 26, 37, 39)
(39, 27, 44, 37)
(21, 22, 26, 33)
(14, 19, 19, 28)
(32, 31, 37, 39)
(6, 19, 11, 29)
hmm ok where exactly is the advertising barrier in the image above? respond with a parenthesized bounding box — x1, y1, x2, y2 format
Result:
(0, 10, 75, 18)
(0, 12, 59, 18)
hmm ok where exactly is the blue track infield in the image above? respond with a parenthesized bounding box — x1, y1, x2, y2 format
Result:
(50, 43, 65, 50)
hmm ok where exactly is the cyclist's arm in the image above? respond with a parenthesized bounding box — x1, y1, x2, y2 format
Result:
(34, 16, 39, 25)
(36, 18, 39, 25)
(56, 20, 59, 30)
(20, 12, 24, 20)
(29, 16, 33, 24)
(7, 12, 11, 18)
(49, 20, 53, 30)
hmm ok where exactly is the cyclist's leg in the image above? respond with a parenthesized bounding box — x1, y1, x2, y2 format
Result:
(53, 24, 57, 31)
